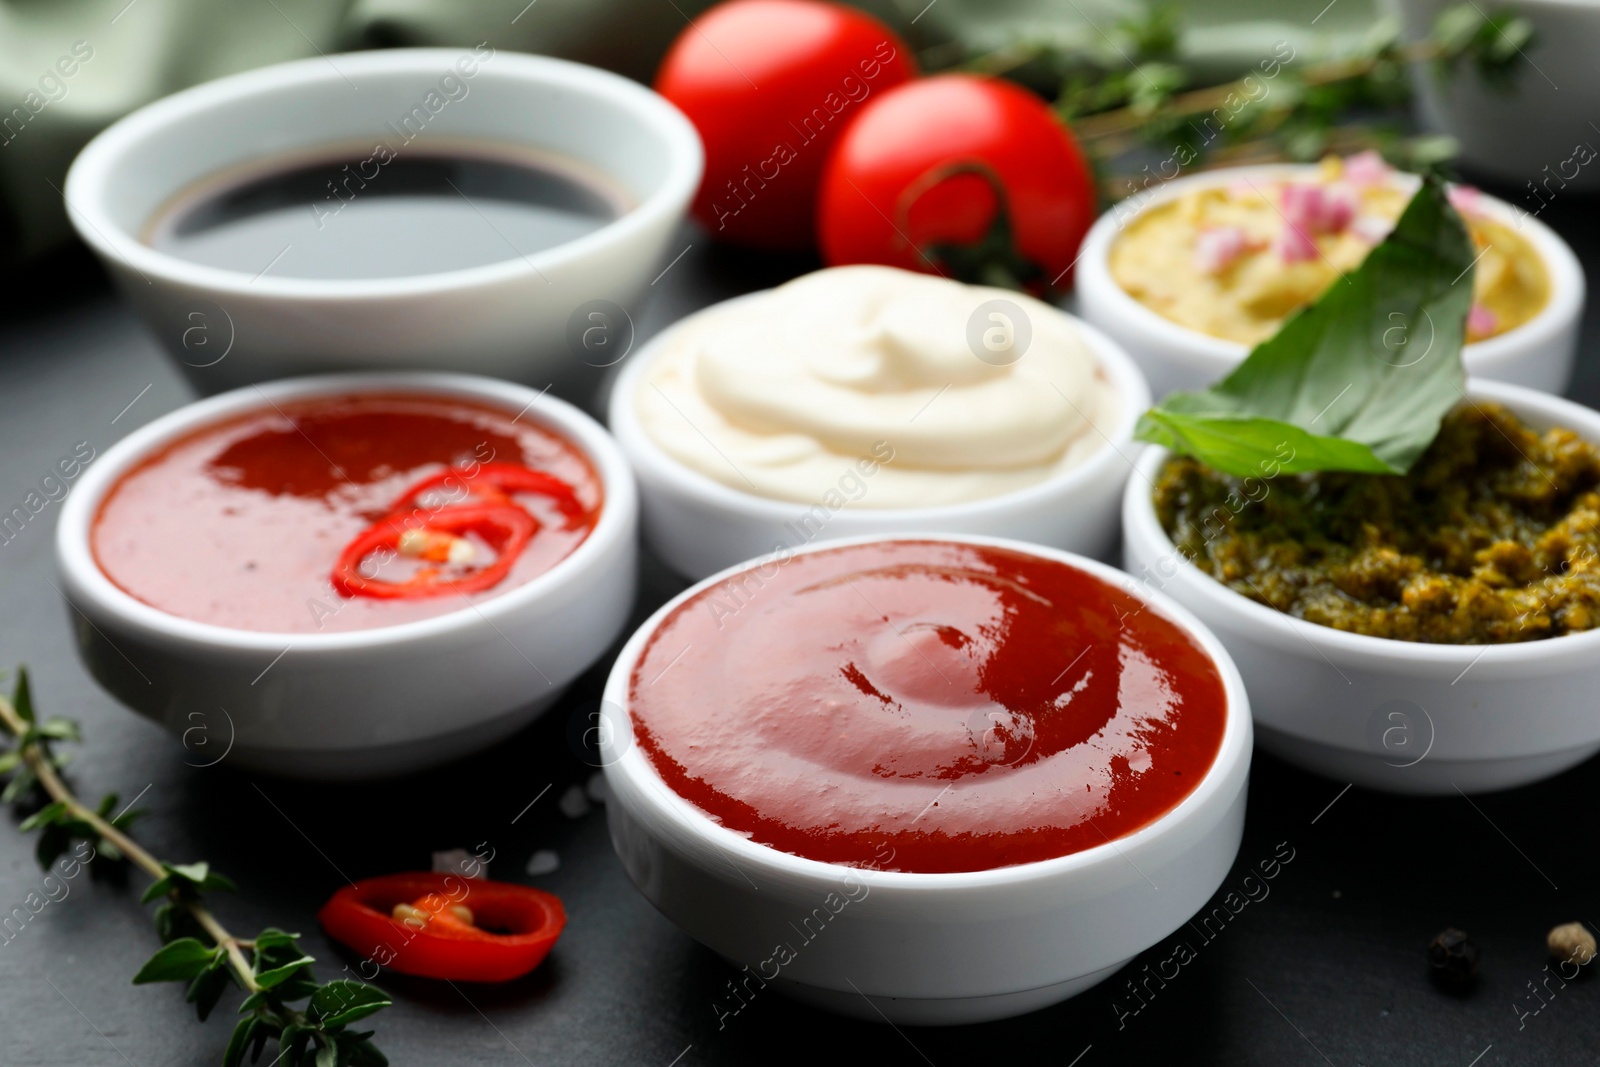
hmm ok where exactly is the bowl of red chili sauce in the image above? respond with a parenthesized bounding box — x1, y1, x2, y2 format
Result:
(56, 372, 637, 779)
(599, 536, 1252, 1025)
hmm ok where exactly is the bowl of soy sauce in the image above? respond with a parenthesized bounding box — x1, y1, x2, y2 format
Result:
(63, 47, 703, 398)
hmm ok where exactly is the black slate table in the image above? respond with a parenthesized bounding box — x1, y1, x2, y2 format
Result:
(3, 179, 1599, 1067)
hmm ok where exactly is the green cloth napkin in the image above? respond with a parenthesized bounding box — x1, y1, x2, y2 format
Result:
(0, 0, 1374, 260)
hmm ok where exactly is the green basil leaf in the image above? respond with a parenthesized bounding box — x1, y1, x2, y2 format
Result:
(132, 938, 219, 984)
(1135, 175, 1475, 476)
(0, 750, 20, 775)
(316, 1041, 337, 1067)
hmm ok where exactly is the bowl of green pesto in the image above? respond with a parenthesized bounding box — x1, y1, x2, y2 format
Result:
(1123, 378, 1600, 795)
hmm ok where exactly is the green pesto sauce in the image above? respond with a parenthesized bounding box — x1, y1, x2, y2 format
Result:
(1153, 403, 1600, 644)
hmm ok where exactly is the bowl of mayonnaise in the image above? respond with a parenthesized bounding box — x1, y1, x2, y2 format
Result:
(607, 265, 1149, 579)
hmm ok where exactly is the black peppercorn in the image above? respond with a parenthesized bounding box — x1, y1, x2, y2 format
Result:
(1428, 927, 1480, 984)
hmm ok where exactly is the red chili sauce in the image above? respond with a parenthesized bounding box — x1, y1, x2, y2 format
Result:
(92, 394, 601, 633)
(629, 541, 1228, 874)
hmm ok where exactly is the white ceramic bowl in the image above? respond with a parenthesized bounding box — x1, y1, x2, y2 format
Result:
(63, 48, 702, 398)
(1123, 378, 1600, 795)
(1386, 0, 1600, 192)
(54, 372, 638, 780)
(599, 534, 1252, 1025)
(607, 294, 1152, 580)
(1076, 163, 1584, 398)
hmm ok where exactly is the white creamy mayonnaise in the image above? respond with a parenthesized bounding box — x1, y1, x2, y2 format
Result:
(636, 265, 1118, 507)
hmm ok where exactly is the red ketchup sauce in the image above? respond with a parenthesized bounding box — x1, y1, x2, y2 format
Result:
(629, 541, 1228, 874)
(92, 394, 601, 633)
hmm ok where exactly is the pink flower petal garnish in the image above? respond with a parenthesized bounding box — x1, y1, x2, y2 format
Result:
(1281, 183, 1323, 227)
(1275, 222, 1319, 263)
(1320, 184, 1356, 233)
(1281, 182, 1355, 236)
(1468, 304, 1498, 336)
(1343, 150, 1390, 186)
(1448, 185, 1484, 218)
(1194, 226, 1249, 273)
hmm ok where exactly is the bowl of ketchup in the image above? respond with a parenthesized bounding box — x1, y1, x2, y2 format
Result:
(55, 372, 637, 779)
(599, 535, 1251, 1025)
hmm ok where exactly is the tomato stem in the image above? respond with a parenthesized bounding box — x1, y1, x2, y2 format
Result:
(893, 159, 1050, 293)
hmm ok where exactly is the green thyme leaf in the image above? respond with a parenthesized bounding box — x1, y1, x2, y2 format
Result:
(1136, 175, 1474, 476)
(2, 766, 37, 804)
(141, 861, 236, 904)
(168, 861, 212, 884)
(133, 938, 222, 984)
(338, 1033, 388, 1067)
(37, 718, 81, 742)
(185, 960, 232, 1022)
(3, 670, 390, 1064)
(308, 981, 393, 1029)
(273, 977, 323, 1003)
(139, 875, 178, 905)
(279, 1023, 312, 1063)
(12, 669, 35, 723)
(153, 902, 205, 945)
(18, 800, 68, 832)
(36, 825, 70, 870)
(250, 1022, 273, 1062)
(1431, 4, 1538, 93)
(253, 928, 301, 950)
(223, 1017, 259, 1067)
(255, 956, 317, 990)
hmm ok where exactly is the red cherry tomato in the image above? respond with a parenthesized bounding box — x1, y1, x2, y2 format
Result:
(817, 74, 1098, 289)
(318, 872, 566, 983)
(655, 0, 916, 250)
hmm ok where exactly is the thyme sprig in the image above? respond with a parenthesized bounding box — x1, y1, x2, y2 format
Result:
(0, 668, 391, 1067)
(945, 3, 1537, 195)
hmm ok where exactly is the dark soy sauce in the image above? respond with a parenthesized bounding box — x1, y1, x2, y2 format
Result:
(143, 144, 627, 280)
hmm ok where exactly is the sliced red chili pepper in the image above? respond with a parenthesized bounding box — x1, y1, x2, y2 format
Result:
(318, 872, 565, 983)
(331, 504, 537, 600)
(390, 463, 589, 526)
